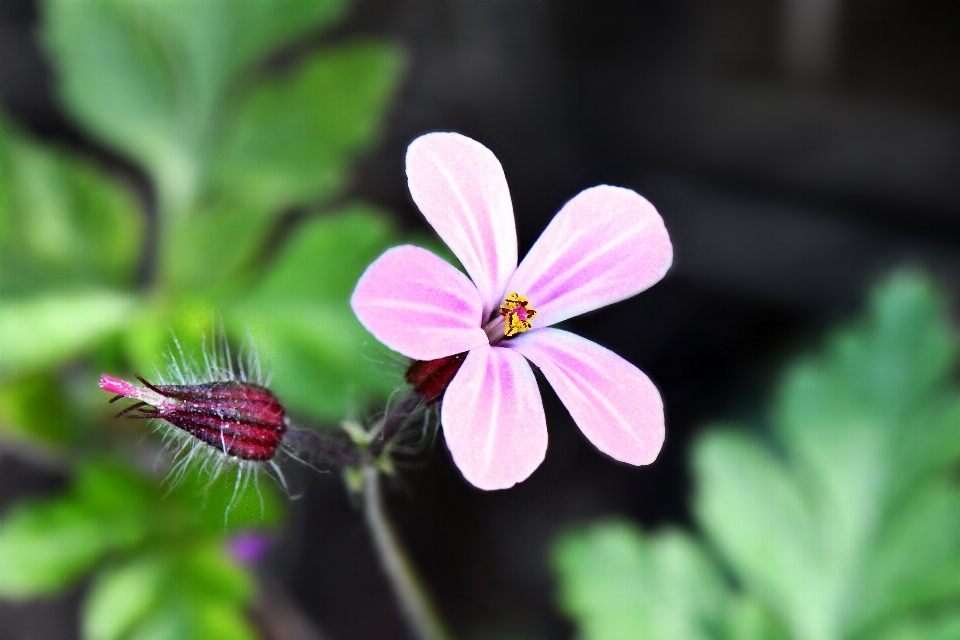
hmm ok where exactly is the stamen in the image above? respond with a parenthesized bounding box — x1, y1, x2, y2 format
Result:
(498, 292, 538, 337)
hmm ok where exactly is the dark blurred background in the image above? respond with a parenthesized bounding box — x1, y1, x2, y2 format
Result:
(2, 1, 959, 638)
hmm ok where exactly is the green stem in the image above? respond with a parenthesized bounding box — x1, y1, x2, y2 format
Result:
(361, 466, 453, 640)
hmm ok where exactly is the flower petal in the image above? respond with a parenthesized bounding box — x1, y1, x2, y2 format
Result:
(441, 343, 547, 490)
(406, 132, 518, 319)
(507, 185, 672, 327)
(505, 328, 664, 465)
(350, 245, 488, 361)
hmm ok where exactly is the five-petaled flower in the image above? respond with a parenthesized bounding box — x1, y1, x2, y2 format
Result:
(351, 132, 673, 490)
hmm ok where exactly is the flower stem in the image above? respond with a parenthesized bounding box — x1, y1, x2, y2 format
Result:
(368, 391, 423, 458)
(283, 426, 368, 467)
(361, 466, 452, 640)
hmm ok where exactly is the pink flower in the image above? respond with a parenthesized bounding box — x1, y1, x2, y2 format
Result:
(351, 133, 673, 490)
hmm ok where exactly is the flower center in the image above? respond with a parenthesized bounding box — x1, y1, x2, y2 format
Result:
(498, 292, 538, 337)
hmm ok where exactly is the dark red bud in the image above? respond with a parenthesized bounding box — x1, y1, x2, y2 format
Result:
(405, 352, 467, 404)
(101, 374, 286, 461)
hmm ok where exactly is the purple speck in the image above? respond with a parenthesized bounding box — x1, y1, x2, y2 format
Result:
(228, 531, 271, 564)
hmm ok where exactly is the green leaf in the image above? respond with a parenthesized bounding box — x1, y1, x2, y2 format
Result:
(189, 601, 258, 640)
(169, 462, 285, 533)
(0, 501, 119, 598)
(217, 41, 401, 210)
(74, 459, 156, 517)
(0, 374, 75, 447)
(693, 430, 821, 640)
(776, 273, 956, 470)
(117, 294, 227, 381)
(161, 200, 277, 294)
(0, 461, 152, 598)
(0, 291, 136, 377)
(128, 601, 257, 640)
(856, 482, 960, 632)
(229, 205, 405, 419)
(0, 117, 143, 294)
(693, 271, 960, 640)
(215, 41, 404, 212)
(84, 555, 167, 640)
(175, 542, 253, 606)
(43, 0, 345, 213)
(162, 41, 403, 292)
(880, 611, 960, 640)
(722, 597, 789, 640)
(553, 521, 727, 640)
(86, 544, 256, 640)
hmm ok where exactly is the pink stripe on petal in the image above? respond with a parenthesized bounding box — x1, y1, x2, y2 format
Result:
(441, 344, 547, 490)
(507, 185, 672, 327)
(351, 245, 488, 361)
(506, 328, 664, 465)
(406, 133, 518, 320)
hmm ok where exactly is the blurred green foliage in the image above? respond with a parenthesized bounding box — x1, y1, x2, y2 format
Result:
(0, 459, 279, 640)
(1, 0, 407, 426)
(554, 272, 960, 640)
(0, 0, 406, 637)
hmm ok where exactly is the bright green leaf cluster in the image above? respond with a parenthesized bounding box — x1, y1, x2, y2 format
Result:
(42, 0, 347, 215)
(554, 272, 960, 640)
(1, 0, 406, 437)
(0, 1, 407, 637)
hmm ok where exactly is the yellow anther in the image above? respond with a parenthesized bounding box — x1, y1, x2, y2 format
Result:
(499, 292, 538, 337)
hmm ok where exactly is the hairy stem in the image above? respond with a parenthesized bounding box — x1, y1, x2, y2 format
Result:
(362, 466, 452, 640)
(283, 427, 368, 467)
(368, 391, 423, 458)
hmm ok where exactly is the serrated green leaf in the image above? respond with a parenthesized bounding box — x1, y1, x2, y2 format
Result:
(694, 271, 960, 640)
(553, 521, 726, 640)
(229, 205, 405, 419)
(0, 291, 136, 377)
(0, 117, 143, 294)
(214, 41, 404, 212)
(777, 272, 956, 452)
(162, 41, 403, 291)
(692, 430, 822, 640)
(853, 482, 960, 634)
(43, 0, 345, 213)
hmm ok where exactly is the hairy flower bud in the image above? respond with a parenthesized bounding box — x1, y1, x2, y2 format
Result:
(100, 373, 286, 461)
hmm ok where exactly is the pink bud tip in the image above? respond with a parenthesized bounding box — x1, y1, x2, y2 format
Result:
(99, 374, 141, 398)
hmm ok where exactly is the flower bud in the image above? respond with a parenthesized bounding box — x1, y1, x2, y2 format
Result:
(100, 373, 286, 461)
(405, 352, 467, 404)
